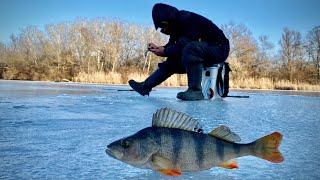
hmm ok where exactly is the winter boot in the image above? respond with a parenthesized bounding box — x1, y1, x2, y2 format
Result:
(177, 63, 204, 100)
(129, 68, 172, 96)
(128, 80, 150, 96)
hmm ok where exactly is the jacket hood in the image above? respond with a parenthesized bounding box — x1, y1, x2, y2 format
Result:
(152, 3, 179, 30)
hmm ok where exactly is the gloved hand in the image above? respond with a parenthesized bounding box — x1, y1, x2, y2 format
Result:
(150, 46, 165, 57)
(147, 43, 157, 50)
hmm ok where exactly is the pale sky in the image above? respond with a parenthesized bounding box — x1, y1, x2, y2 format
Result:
(1, 0, 319, 48)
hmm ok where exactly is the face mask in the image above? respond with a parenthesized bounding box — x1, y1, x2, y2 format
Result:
(160, 22, 173, 35)
(160, 28, 170, 35)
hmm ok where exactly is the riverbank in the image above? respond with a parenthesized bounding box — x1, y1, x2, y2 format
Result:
(72, 71, 320, 92)
(1, 79, 319, 97)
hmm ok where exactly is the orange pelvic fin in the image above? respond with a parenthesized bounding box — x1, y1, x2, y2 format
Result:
(218, 160, 239, 169)
(253, 132, 284, 163)
(158, 169, 182, 176)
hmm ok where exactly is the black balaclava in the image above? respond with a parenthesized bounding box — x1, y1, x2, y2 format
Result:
(152, 3, 179, 35)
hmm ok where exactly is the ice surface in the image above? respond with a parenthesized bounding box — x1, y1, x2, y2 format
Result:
(0, 80, 320, 179)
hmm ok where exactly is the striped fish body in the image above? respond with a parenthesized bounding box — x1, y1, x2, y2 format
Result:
(136, 127, 246, 172)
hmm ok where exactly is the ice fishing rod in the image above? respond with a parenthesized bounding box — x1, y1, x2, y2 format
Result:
(225, 95, 249, 98)
(117, 89, 134, 91)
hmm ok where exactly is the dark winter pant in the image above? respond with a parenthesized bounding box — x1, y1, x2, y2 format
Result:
(157, 40, 230, 76)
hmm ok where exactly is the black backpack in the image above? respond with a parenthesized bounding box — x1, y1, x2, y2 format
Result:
(216, 62, 231, 98)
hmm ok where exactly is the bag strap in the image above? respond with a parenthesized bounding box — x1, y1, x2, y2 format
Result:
(216, 65, 224, 97)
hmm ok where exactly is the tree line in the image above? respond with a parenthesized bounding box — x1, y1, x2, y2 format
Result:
(0, 18, 319, 86)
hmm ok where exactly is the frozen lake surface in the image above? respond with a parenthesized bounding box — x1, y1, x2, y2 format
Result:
(0, 80, 319, 179)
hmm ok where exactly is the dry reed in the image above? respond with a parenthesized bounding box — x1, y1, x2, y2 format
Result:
(73, 71, 320, 91)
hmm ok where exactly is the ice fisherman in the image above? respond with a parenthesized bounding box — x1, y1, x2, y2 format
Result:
(129, 3, 230, 100)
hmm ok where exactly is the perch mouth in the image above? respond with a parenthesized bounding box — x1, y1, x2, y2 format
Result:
(105, 147, 123, 160)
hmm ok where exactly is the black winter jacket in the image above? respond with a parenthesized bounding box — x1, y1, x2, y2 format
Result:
(163, 10, 228, 57)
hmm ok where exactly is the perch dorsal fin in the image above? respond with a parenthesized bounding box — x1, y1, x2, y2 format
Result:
(209, 125, 241, 142)
(152, 108, 203, 133)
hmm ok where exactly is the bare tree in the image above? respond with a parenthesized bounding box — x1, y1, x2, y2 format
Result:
(253, 35, 275, 78)
(279, 27, 303, 82)
(0, 42, 7, 78)
(46, 24, 61, 68)
(221, 21, 257, 79)
(19, 26, 38, 64)
(0, 42, 6, 58)
(306, 25, 320, 82)
(70, 19, 96, 73)
(121, 24, 139, 66)
(107, 20, 124, 72)
(89, 18, 109, 72)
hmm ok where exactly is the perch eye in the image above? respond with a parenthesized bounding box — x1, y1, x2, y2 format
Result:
(121, 140, 129, 148)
